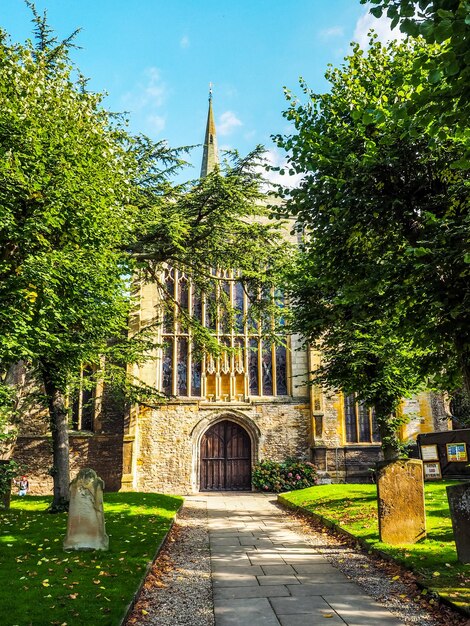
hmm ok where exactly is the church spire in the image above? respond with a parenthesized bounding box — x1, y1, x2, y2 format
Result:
(200, 84, 219, 178)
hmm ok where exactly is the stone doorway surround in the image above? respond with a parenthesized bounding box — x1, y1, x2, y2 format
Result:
(191, 410, 261, 492)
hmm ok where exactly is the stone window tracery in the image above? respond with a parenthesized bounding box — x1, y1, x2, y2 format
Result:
(159, 268, 289, 400)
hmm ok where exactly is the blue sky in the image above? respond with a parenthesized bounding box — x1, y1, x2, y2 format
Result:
(2, 1, 399, 180)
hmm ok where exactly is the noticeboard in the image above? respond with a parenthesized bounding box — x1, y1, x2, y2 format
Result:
(446, 443, 468, 463)
(421, 444, 439, 461)
(423, 462, 442, 480)
(417, 429, 470, 480)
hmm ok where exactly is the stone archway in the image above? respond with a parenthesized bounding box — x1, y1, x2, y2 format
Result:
(191, 411, 261, 492)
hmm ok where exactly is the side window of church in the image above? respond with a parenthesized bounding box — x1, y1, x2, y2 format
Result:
(160, 268, 288, 399)
(344, 394, 380, 444)
(70, 365, 95, 431)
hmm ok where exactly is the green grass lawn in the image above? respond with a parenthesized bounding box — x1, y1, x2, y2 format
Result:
(280, 482, 470, 612)
(0, 492, 182, 626)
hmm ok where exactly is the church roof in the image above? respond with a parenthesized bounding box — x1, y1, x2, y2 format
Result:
(200, 86, 219, 178)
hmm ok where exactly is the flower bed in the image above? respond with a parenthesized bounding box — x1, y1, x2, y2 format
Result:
(252, 459, 317, 493)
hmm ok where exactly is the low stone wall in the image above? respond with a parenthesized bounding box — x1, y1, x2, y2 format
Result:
(13, 433, 125, 495)
(311, 445, 383, 483)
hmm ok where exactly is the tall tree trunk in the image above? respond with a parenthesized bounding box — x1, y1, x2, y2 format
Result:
(375, 398, 401, 462)
(41, 362, 70, 512)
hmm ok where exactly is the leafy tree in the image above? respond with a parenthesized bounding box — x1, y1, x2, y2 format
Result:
(0, 10, 289, 510)
(0, 8, 142, 509)
(362, 0, 470, 155)
(275, 36, 469, 458)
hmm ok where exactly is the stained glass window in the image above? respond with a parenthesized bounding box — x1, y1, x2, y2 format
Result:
(262, 345, 273, 395)
(344, 394, 358, 443)
(249, 339, 259, 395)
(159, 268, 289, 399)
(177, 338, 188, 396)
(275, 345, 288, 395)
(344, 393, 381, 444)
(162, 340, 173, 396)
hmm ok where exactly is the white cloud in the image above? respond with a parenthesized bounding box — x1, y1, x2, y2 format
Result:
(180, 35, 190, 49)
(141, 67, 167, 106)
(146, 114, 166, 133)
(320, 26, 344, 39)
(122, 67, 167, 111)
(353, 8, 405, 48)
(218, 111, 243, 136)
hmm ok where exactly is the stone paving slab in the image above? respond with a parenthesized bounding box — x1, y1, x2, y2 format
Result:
(257, 575, 300, 586)
(212, 564, 265, 575)
(211, 537, 243, 545)
(214, 598, 280, 626)
(277, 614, 345, 626)
(260, 565, 297, 575)
(213, 573, 259, 587)
(291, 563, 339, 574)
(214, 584, 290, 599)
(295, 571, 351, 583)
(288, 582, 363, 595)
(323, 595, 405, 626)
(269, 595, 335, 614)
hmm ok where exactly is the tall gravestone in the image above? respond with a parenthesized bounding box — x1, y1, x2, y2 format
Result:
(447, 482, 470, 563)
(376, 459, 426, 544)
(63, 468, 109, 551)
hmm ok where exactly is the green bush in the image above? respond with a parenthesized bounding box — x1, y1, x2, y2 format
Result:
(252, 459, 317, 493)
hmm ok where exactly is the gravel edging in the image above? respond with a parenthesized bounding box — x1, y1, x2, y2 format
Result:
(119, 510, 181, 625)
(124, 497, 214, 626)
(277, 495, 469, 626)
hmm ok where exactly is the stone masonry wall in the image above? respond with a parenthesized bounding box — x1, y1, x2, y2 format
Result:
(132, 399, 310, 494)
(13, 433, 125, 495)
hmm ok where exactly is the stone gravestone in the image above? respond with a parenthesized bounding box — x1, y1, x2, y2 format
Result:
(447, 482, 470, 563)
(63, 468, 109, 551)
(376, 459, 426, 544)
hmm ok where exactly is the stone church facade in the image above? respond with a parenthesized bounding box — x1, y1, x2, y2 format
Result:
(12, 95, 449, 495)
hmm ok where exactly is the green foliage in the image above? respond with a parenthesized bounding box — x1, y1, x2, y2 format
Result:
(0, 492, 182, 625)
(281, 482, 470, 611)
(275, 36, 470, 457)
(0, 382, 17, 443)
(362, 0, 470, 152)
(252, 459, 317, 493)
(0, 459, 20, 496)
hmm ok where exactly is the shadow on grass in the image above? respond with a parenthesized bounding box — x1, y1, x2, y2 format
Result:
(1, 492, 183, 626)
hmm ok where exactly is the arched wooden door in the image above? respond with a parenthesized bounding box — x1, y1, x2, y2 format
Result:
(200, 420, 251, 491)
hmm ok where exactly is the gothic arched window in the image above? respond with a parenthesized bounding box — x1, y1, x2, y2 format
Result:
(159, 268, 289, 400)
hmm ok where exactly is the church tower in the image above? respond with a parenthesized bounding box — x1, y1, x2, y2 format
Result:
(200, 85, 219, 178)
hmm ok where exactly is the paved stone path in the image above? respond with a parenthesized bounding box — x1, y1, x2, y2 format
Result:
(203, 492, 405, 626)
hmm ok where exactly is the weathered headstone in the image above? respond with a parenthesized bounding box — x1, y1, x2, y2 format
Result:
(63, 468, 109, 551)
(447, 482, 470, 563)
(376, 459, 426, 544)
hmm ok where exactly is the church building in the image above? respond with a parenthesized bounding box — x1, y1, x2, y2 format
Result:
(13, 95, 449, 495)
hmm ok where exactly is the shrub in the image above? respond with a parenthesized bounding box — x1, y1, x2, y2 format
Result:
(252, 458, 317, 493)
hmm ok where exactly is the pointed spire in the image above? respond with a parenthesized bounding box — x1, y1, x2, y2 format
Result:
(200, 83, 219, 177)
